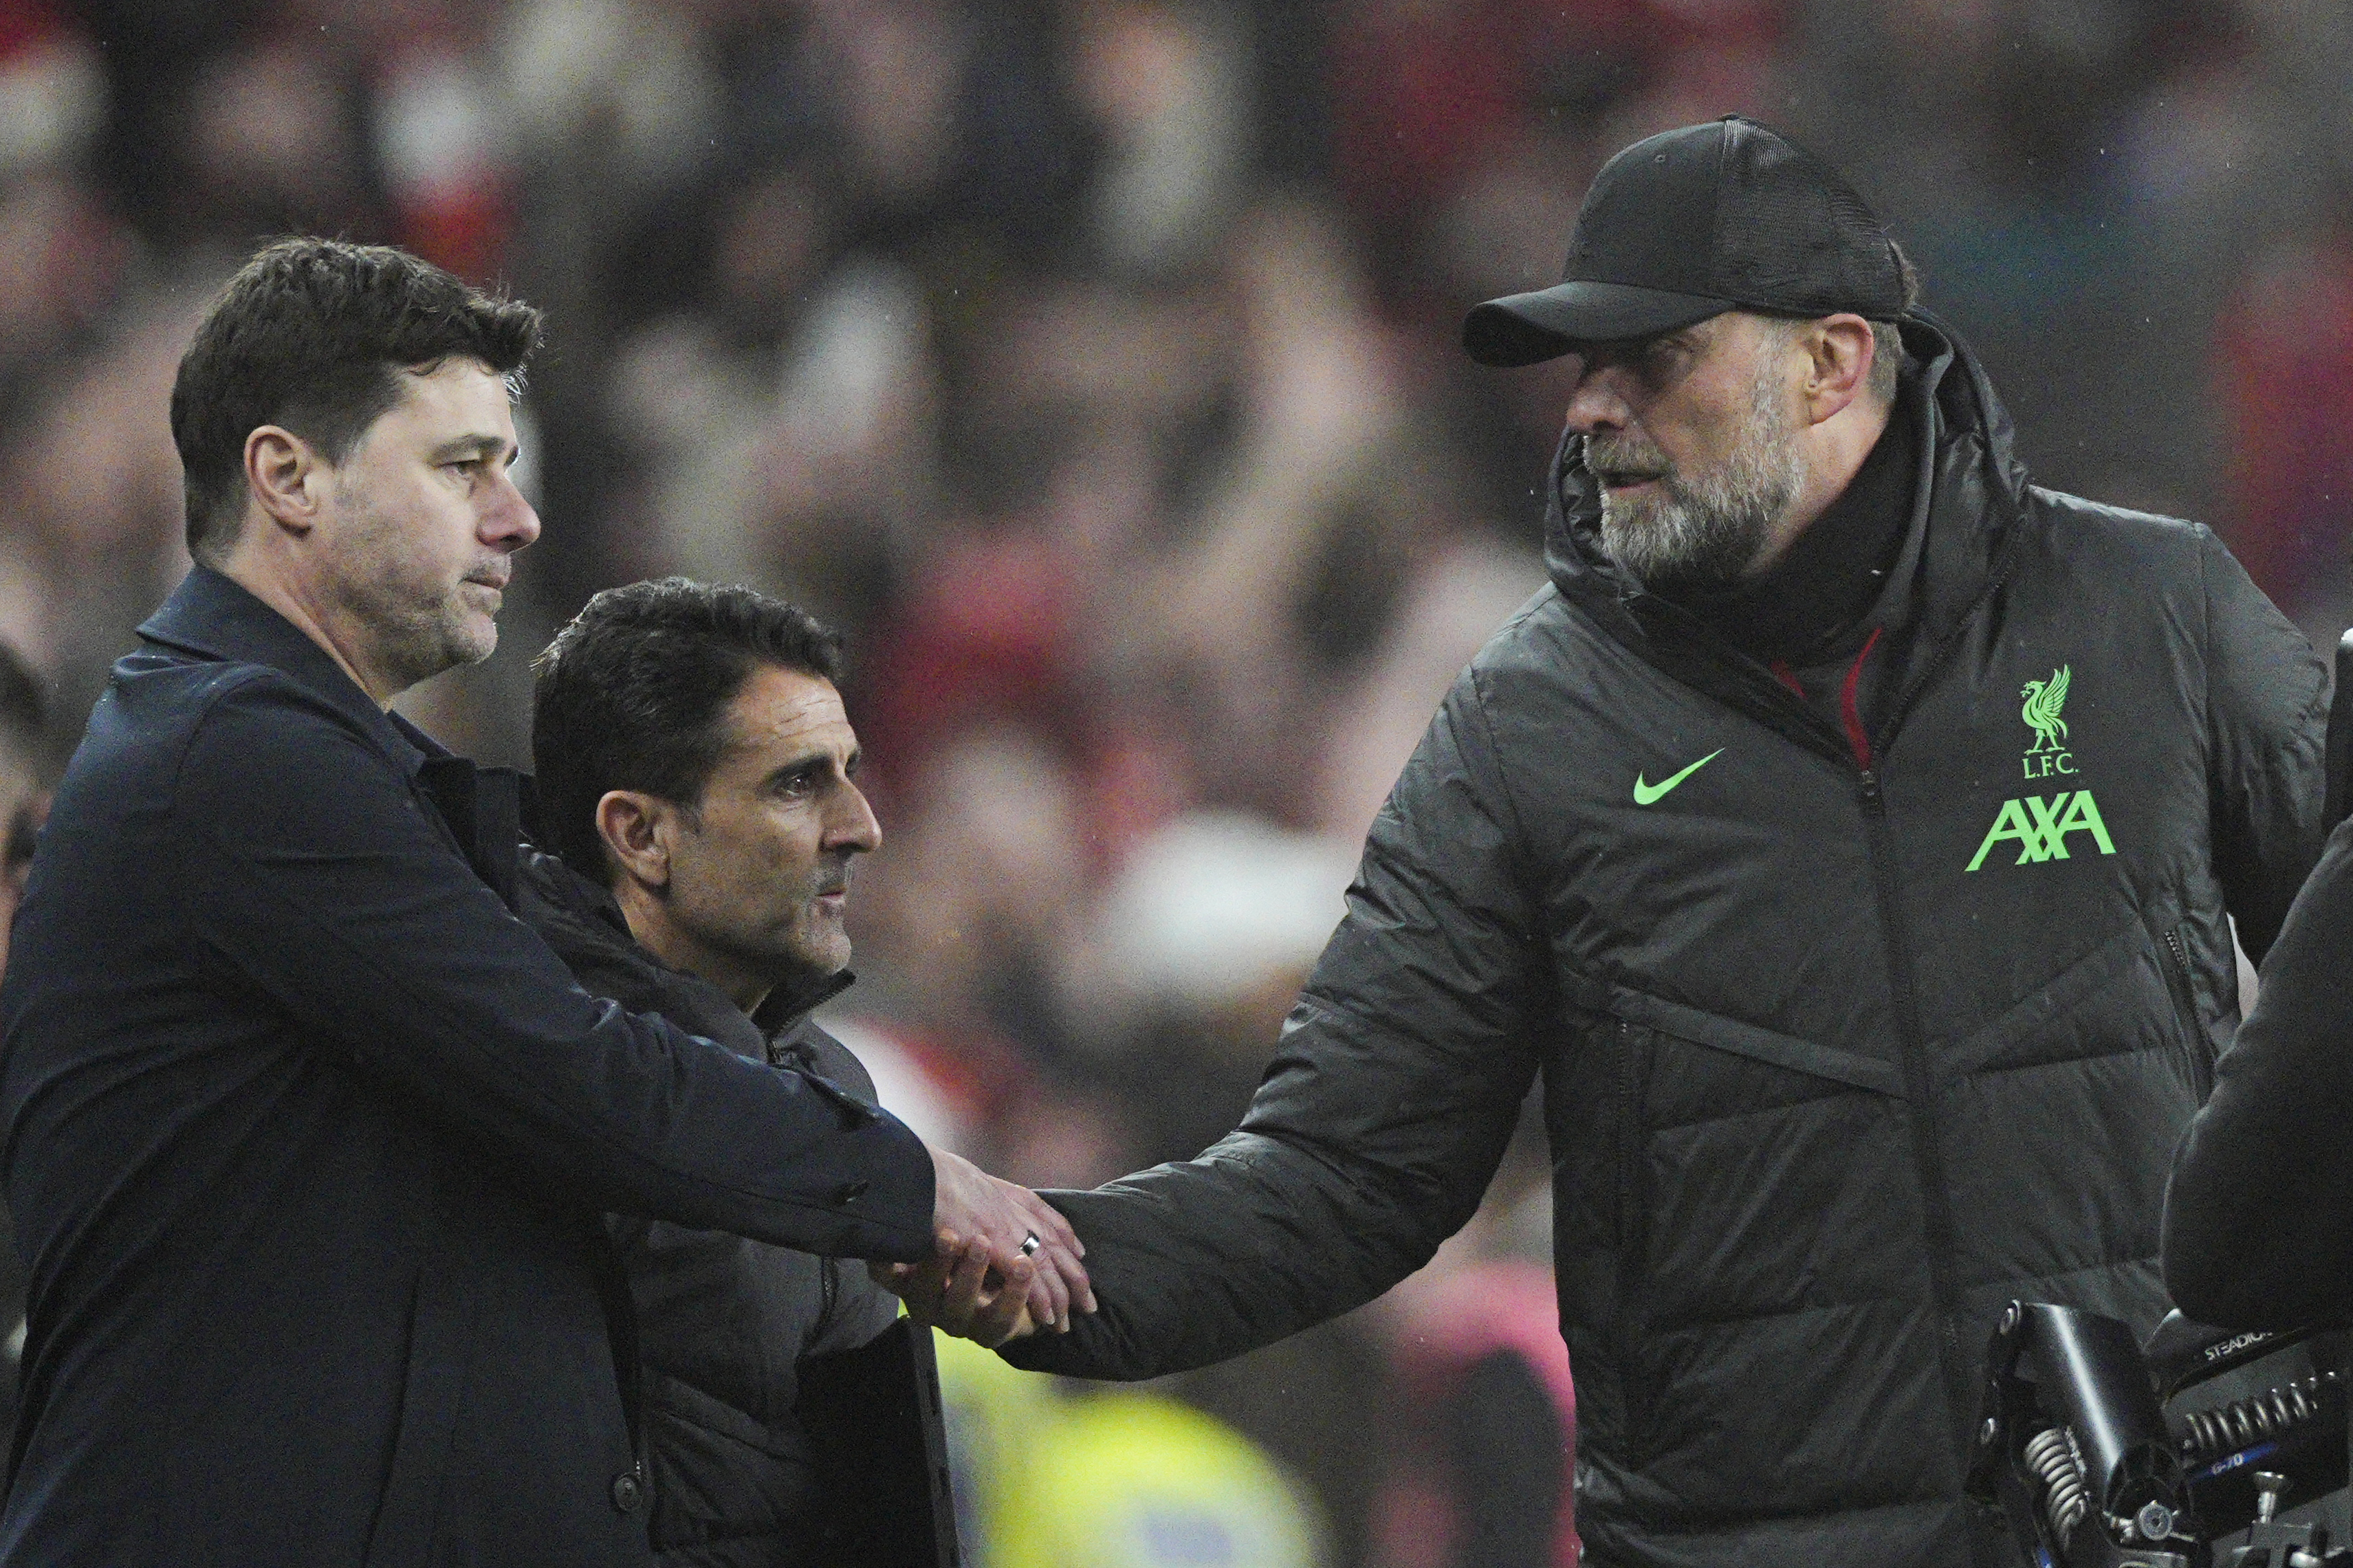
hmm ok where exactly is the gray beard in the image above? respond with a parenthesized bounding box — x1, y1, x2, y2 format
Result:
(1592, 368, 1806, 597)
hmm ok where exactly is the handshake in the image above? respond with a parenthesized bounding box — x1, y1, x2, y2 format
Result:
(868, 1147, 1096, 1349)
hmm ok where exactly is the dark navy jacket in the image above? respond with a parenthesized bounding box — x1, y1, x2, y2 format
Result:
(0, 568, 935, 1567)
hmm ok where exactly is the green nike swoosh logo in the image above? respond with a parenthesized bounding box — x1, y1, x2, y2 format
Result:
(1633, 749, 1724, 806)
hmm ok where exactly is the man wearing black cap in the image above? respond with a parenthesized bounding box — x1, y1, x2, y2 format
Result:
(947, 118, 2328, 1565)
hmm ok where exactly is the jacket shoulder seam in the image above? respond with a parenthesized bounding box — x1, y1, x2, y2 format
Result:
(1465, 590, 1573, 923)
(1462, 662, 1532, 870)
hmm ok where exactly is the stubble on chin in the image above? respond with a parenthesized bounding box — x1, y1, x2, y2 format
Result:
(730, 889, 852, 995)
(369, 588, 499, 692)
(1594, 373, 1805, 597)
(794, 901, 853, 977)
(328, 497, 504, 692)
(443, 587, 502, 667)
(1598, 474, 1767, 595)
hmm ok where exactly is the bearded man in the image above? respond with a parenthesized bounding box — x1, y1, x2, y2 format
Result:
(930, 117, 2329, 1566)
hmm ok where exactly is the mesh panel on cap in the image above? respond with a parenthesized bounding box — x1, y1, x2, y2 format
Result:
(1711, 120, 1904, 318)
(1825, 185, 1902, 306)
(1716, 175, 1843, 310)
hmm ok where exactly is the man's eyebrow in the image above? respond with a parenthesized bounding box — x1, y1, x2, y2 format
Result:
(427, 434, 518, 465)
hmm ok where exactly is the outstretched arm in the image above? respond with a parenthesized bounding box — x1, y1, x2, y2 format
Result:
(173, 674, 941, 1259)
(992, 666, 1551, 1379)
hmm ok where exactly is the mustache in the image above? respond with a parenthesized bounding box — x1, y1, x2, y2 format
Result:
(1584, 434, 1672, 480)
(812, 857, 854, 899)
(463, 562, 512, 590)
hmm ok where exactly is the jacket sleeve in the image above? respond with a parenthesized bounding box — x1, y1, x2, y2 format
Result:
(1003, 667, 1549, 1380)
(2200, 525, 2328, 964)
(2163, 816, 2353, 1328)
(172, 672, 934, 1262)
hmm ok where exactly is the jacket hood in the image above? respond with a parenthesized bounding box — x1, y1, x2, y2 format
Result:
(1542, 309, 2031, 692)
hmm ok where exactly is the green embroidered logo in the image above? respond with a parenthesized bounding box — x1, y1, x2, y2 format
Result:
(2019, 665, 2076, 780)
(1632, 748, 1723, 806)
(1967, 789, 2116, 871)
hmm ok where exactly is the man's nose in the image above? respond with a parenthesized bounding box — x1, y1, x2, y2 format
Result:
(827, 779, 882, 854)
(483, 468, 542, 552)
(1563, 364, 1631, 435)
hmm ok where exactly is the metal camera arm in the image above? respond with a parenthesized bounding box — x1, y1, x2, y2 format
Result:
(1976, 1305, 2353, 1568)
(1970, 1302, 2198, 1567)
(2218, 1469, 2340, 1568)
(2147, 1312, 2352, 1568)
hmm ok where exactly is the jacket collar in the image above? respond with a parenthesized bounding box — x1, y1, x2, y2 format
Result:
(1539, 309, 2029, 756)
(522, 846, 855, 1037)
(138, 566, 429, 774)
(751, 967, 855, 1037)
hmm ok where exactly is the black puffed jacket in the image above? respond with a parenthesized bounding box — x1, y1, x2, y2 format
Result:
(517, 850, 903, 1568)
(1005, 316, 2328, 1567)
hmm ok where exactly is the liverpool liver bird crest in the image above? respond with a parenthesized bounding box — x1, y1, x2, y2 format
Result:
(2020, 665, 2070, 753)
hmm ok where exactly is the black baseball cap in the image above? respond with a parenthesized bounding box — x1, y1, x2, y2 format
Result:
(1463, 115, 1907, 367)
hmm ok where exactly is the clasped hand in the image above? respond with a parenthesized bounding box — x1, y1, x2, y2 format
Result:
(868, 1147, 1095, 1349)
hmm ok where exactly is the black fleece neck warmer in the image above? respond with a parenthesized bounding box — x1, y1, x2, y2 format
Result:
(1665, 375, 1920, 667)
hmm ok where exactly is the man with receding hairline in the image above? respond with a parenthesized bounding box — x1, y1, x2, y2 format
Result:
(974, 118, 2328, 1567)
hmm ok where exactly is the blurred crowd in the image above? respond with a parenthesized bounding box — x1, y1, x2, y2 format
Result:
(4, 0, 2353, 1563)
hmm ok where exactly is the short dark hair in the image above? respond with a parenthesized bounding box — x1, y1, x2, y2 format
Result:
(171, 238, 544, 562)
(532, 578, 846, 883)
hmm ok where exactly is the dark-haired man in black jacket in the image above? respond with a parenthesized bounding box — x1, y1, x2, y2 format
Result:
(961, 118, 2330, 1567)
(527, 577, 1050, 1565)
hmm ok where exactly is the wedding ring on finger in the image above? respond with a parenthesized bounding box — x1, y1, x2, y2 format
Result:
(1019, 1230, 1042, 1257)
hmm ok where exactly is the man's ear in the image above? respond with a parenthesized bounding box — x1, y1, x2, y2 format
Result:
(595, 791, 674, 894)
(243, 426, 330, 538)
(1799, 314, 1874, 426)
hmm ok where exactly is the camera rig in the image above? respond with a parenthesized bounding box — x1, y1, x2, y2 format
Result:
(1971, 1301, 2350, 1567)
